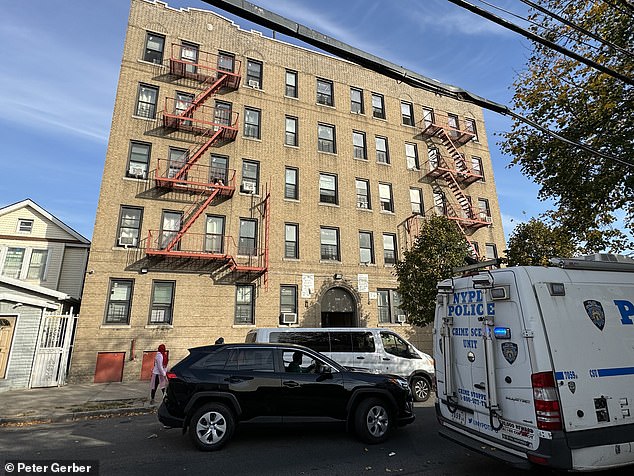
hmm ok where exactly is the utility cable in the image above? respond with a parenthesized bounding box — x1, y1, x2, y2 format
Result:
(446, 0, 633, 85)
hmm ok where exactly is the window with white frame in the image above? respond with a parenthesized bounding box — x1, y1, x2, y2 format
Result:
(1, 247, 49, 281)
(319, 173, 338, 205)
(135, 83, 158, 119)
(379, 183, 394, 212)
(105, 279, 133, 324)
(241, 160, 260, 194)
(356, 179, 371, 209)
(353, 131, 367, 160)
(316, 78, 334, 106)
(144, 32, 165, 64)
(150, 281, 175, 324)
(17, 219, 33, 233)
(117, 206, 142, 248)
(383, 233, 397, 265)
(350, 87, 364, 114)
(285, 223, 299, 259)
(410, 188, 423, 215)
(238, 218, 258, 256)
(285, 116, 298, 146)
(26, 249, 49, 280)
(318, 123, 336, 153)
(285, 167, 298, 200)
(244, 107, 261, 139)
(486, 243, 498, 260)
(205, 215, 225, 253)
(320, 227, 340, 261)
(375, 136, 389, 164)
(285, 70, 298, 98)
(401, 101, 414, 126)
(372, 93, 385, 119)
(127, 141, 150, 179)
(405, 142, 419, 170)
(359, 231, 374, 264)
(246, 59, 263, 88)
(235, 284, 255, 325)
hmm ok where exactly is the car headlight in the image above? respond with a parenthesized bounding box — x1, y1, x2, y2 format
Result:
(389, 377, 410, 390)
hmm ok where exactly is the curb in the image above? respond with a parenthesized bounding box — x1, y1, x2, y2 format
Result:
(0, 405, 157, 427)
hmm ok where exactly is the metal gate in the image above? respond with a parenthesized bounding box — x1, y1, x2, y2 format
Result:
(30, 311, 78, 388)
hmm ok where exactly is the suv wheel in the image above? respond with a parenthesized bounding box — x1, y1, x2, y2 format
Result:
(411, 376, 431, 402)
(189, 403, 235, 451)
(354, 398, 391, 444)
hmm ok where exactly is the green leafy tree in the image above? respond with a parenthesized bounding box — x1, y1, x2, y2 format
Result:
(501, 0, 633, 252)
(394, 216, 470, 327)
(506, 218, 577, 266)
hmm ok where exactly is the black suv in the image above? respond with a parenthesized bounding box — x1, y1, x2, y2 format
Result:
(158, 343, 415, 451)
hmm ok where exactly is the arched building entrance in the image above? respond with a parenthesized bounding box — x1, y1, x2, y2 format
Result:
(320, 286, 358, 327)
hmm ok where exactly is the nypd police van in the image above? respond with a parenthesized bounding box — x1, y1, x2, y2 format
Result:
(433, 255, 634, 471)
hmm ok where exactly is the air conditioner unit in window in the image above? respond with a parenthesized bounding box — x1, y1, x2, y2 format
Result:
(118, 236, 138, 248)
(128, 166, 146, 178)
(241, 181, 256, 194)
(281, 312, 298, 324)
(247, 79, 260, 88)
(396, 314, 407, 323)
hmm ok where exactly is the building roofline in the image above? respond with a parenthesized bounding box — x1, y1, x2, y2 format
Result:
(0, 275, 71, 301)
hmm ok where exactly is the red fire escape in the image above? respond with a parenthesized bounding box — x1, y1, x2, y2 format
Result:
(145, 45, 269, 280)
(405, 112, 489, 257)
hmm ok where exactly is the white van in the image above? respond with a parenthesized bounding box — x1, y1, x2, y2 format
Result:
(245, 327, 435, 402)
(434, 256, 634, 471)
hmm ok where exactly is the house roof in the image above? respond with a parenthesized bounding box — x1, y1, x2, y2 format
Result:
(0, 274, 71, 301)
(0, 199, 90, 245)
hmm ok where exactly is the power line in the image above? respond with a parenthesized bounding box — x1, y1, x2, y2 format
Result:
(518, 0, 634, 59)
(446, 0, 633, 85)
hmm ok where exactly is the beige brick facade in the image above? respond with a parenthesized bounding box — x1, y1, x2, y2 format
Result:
(69, 0, 506, 383)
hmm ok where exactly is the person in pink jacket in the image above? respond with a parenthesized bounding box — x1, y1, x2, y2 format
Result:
(150, 344, 168, 404)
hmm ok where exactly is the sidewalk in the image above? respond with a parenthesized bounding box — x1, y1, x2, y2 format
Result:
(0, 381, 157, 426)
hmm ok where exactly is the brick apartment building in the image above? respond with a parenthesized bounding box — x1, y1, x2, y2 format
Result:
(70, 0, 506, 382)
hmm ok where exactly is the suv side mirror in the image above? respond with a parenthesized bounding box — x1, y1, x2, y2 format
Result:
(318, 363, 332, 374)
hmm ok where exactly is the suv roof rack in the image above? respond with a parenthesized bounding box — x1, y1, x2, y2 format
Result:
(453, 258, 504, 275)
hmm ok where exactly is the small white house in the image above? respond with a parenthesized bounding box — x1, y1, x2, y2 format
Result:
(0, 199, 90, 392)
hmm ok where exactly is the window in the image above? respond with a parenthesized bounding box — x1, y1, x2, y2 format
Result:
(26, 249, 48, 280)
(375, 136, 389, 164)
(17, 219, 33, 233)
(471, 156, 484, 180)
(117, 206, 142, 247)
(401, 101, 414, 126)
(428, 146, 439, 170)
(160, 211, 182, 250)
(241, 160, 260, 194)
(422, 107, 434, 128)
(377, 289, 403, 323)
(316, 78, 334, 106)
(285, 223, 299, 259)
(135, 83, 158, 118)
(285, 70, 298, 98)
(383, 233, 397, 265)
(205, 215, 225, 253)
(410, 188, 423, 215)
(235, 284, 255, 325)
(356, 179, 371, 209)
(285, 167, 298, 200)
(168, 147, 188, 179)
(280, 285, 297, 315)
(405, 142, 419, 170)
(372, 93, 385, 119)
(180, 41, 199, 75)
(433, 188, 446, 215)
(150, 281, 175, 324)
(353, 131, 367, 160)
(144, 32, 165, 64)
(244, 107, 261, 139)
(319, 173, 338, 205)
(465, 118, 478, 142)
(379, 183, 394, 213)
(217, 51, 235, 72)
(318, 123, 336, 153)
(447, 113, 460, 140)
(359, 231, 374, 264)
(350, 87, 364, 114)
(210, 154, 229, 185)
(320, 227, 340, 261)
(1, 248, 25, 279)
(285, 116, 298, 146)
(486, 243, 498, 260)
(238, 219, 258, 256)
(174, 91, 194, 118)
(478, 198, 491, 221)
(127, 141, 150, 179)
(381, 332, 410, 356)
(214, 100, 232, 126)
(105, 279, 133, 324)
(246, 59, 263, 88)
(472, 242, 480, 256)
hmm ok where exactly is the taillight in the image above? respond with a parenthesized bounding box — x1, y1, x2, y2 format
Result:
(166, 371, 177, 380)
(531, 371, 562, 431)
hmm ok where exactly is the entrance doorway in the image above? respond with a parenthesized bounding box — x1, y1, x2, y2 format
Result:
(320, 287, 357, 327)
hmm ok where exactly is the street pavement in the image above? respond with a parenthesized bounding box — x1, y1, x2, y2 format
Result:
(0, 381, 156, 426)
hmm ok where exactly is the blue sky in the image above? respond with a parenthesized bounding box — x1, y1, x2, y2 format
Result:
(0, 0, 548, 243)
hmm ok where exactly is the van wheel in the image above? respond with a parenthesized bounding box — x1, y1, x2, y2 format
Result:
(411, 376, 431, 402)
(354, 398, 392, 444)
(189, 403, 235, 451)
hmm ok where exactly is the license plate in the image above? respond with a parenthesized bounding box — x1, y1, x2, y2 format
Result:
(450, 408, 466, 426)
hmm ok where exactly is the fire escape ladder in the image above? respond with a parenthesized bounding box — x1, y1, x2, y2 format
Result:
(180, 73, 231, 118)
(172, 128, 224, 181)
(442, 171, 473, 219)
(453, 219, 479, 259)
(437, 129, 470, 174)
(164, 188, 220, 252)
